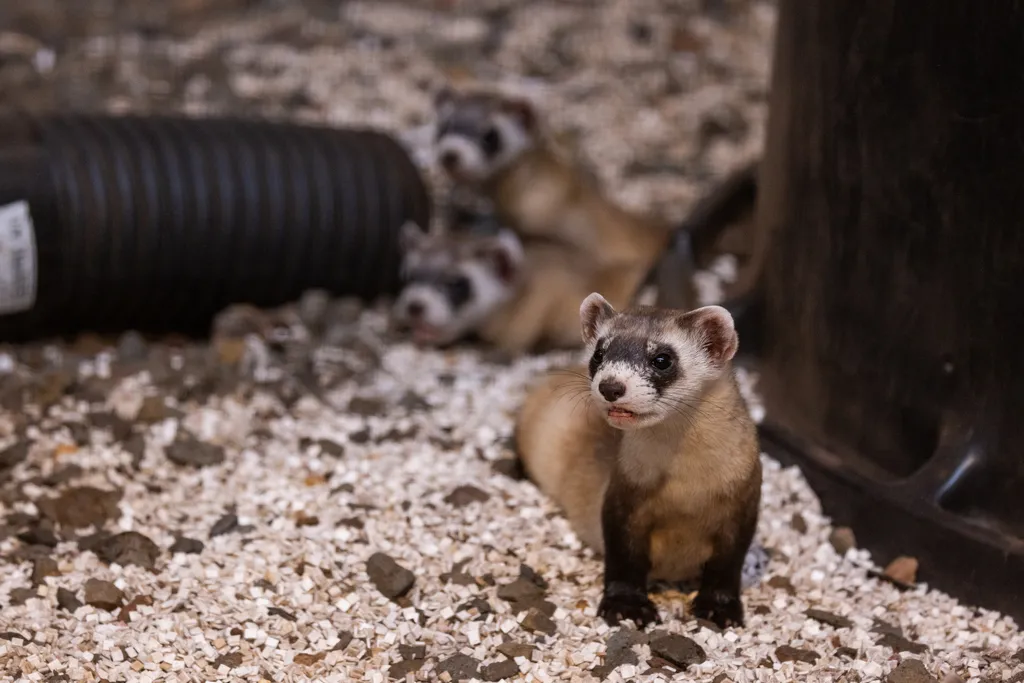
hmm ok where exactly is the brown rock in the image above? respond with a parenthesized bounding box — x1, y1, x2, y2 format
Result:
(213, 652, 243, 669)
(790, 512, 808, 533)
(293, 651, 326, 666)
(496, 642, 534, 660)
(886, 658, 938, 683)
(30, 557, 60, 585)
(876, 632, 928, 654)
(442, 485, 489, 507)
(766, 575, 796, 594)
(829, 527, 857, 555)
(347, 396, 386, 417)
(37, 487, 122, 529)
(775, 645, 820, 664)
(84, 578, 125, 611)
(8, 587, 36, 606)
(521, 608, 556, 635)
(883, 556, 919, 585)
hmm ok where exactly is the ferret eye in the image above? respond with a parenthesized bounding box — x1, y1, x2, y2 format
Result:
(650, 353, 674, 371)
(448, 275, 472, 306)
(481, 127, 502, 157)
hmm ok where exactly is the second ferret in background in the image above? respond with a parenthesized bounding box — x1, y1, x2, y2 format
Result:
(390, 84, 684, 355)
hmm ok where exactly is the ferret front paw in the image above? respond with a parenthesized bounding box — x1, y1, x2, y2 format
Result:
(691, 590, 744, 629)
(598, 591, 660, 628)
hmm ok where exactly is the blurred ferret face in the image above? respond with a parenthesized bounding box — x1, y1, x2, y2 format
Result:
(432, 86, 538, 184)
(392, 222, 525, 347)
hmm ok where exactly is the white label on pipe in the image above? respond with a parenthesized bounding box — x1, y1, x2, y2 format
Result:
(0, 200, 37, 315)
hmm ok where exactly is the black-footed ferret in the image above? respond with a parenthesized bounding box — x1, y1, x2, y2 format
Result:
(514, 293, 762, 629)
(392, 222, 642, 355)
(432, 86, 678, 307)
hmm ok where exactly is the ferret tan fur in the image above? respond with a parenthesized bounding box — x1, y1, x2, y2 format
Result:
(514, 294, 761, 628)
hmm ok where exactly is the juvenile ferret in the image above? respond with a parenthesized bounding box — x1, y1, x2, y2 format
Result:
(431, 86, 682, 310)
(514, 293, 762, 629)
(392, 222, 641, 355)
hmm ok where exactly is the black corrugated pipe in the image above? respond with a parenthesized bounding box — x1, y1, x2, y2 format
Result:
(0, 111, 432, 342)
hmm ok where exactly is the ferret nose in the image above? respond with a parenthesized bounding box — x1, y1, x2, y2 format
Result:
(406, 301, 425, 319)
(440, 151, 459, 171)
(598, 379, 626, 402)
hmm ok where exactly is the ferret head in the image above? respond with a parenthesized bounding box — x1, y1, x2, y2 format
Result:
(392, 221, 525, 346)
(579, 292, 739, 430)
(432, 86, 538, 184)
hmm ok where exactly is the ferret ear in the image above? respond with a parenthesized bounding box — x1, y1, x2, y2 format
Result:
(580, 292, 616, 346)
(500, 97, 537, 133)
(399, 221, 427, 253)
(678, 305, 738, 366)
(477, 229, 524, 284)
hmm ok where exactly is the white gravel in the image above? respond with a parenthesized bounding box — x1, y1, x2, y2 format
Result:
(0, 0, 1021, 681)
(0, 303, 1021, 683)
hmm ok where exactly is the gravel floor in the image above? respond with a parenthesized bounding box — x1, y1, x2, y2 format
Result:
(1, 1, 1022, 682)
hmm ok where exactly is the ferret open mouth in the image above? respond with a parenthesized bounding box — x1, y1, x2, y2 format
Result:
(607, 408, 636, 419)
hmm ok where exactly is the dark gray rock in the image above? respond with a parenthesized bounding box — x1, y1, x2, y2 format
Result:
(591, 629, 646, 678)
(209, 513, 239, 539)
(166, 436, 225, 468)
(885, 658, 938, 683)
(444, 485, 490, 508)
(366, 552, 415, 599)
(388, 658, 425, 680)
(876, 632, 929, 654)
(649, 632, 706, 669)
(437, 654, 480, 681)
(95, 531, 161, 569)
(806, 608, 854, 629)
(481, 658, 520, 681)
(169, 536, 204, 554)
(57, 587, 83, 612)
(398, 644, 426, 661)
(0, 442, 30, 471)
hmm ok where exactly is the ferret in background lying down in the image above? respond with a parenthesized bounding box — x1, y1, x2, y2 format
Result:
(392, 220, 646, 355)
(431, 85, 684, 309)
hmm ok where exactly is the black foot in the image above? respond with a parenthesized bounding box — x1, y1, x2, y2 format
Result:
(598, 590, 660, 628)
(691, 590, 744, 629)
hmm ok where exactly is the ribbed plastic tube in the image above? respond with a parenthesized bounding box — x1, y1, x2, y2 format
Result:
(0, 111, 431, 341)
